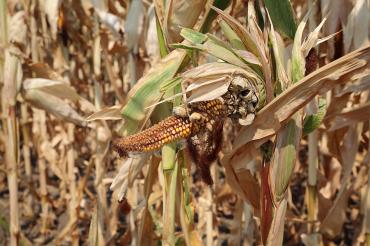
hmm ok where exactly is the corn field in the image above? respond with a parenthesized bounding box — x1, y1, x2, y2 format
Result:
(0, 0, 370, 245)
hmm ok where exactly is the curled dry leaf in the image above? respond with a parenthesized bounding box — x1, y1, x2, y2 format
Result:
(23, 89, 86, 126)
(110, 154, 150, 201)
(221, 144, 260, 210)
(302, 17, 327, 57)
(22, 63, 96, 113)
(23, 78, 80, 102)
(186, 76, 231, 103)
(183, 62, 263, 104)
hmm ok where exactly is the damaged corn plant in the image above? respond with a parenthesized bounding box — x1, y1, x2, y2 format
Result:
(1, 0, 370, 245)
(103, 1, 370, 245)
(113, 65, 263, 185)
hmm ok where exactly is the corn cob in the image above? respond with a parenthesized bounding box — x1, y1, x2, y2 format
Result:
(113, 115, 192, 157)
(113, 99, 228, 157)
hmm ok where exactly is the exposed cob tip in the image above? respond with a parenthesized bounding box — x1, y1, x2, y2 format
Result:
(112, 138, 129, 158)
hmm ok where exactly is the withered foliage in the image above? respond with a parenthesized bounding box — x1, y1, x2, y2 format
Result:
(0, 0, 369, 245)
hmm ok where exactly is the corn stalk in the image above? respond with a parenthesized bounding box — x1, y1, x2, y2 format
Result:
(1, 1, 22, 245)
(364, 138, 370, 245)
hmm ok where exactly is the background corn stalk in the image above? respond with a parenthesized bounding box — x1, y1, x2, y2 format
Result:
(0, 0, 369, 245)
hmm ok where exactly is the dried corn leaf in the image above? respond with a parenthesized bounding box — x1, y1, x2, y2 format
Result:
(207, 33, 259, 69)
(324, 101, 370, 131)
(23, 78, 80, 102)
(320, 183, 352, 238)
(265, 198, 287, 246)
(343, 0, 369, 52)
(185, 76, 230, 103)
(23, 89, 85, 126)
(182, 62, 261, 103)
(182, 62, 247, 80)
(336, 76, 370, 96)
(204, 41, 248, 68)
(86, 105, 122, 121)
(154, 8, 169, 58)
(234, 49, 261, 66)
(179, 28, 254, 69)
(302, 17, 327, 57)
(245, 2, 273, 102)
(164, 0, 206, 43)
(222, 145, 260, 210)
(232, 45, 370, 152)
(138, 157, 160, 245)
(110, 154, 150, 201)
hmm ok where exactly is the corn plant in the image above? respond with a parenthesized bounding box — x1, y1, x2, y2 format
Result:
(0, 0, 370, 245)
(90, 1, 370, 245)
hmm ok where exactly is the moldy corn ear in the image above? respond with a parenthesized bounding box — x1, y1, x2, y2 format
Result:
(112, 82, 260, 185)
(113, 115, 192, 157)
(112, 98, 228, 157)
